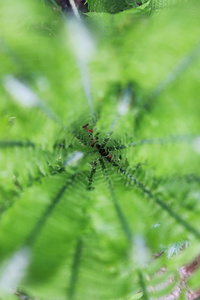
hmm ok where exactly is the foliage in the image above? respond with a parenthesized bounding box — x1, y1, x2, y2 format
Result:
(0, 0, 200, 299)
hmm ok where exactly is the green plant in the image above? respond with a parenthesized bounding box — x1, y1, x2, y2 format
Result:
(0, 0, 200, 299)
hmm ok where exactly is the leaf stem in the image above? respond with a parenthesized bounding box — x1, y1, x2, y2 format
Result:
(67, 238, 83, 300)
(110, 161, 200, 240)
(25, 175, 76, 246)
(99, 158, 133, 242)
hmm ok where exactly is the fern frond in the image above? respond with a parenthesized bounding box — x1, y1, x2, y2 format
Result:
(1, 0, 200, 299)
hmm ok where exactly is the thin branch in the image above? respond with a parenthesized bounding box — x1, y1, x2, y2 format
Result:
(138, 269, 149, 300)
(109, 161, 200, 240)
(147, 40, 200, 106)
(101, 85, 132, 149)
(152, 173, 200, 188)
(108, 134, 198, 151)
(3, 73, 68, 130)
(87, 160, 98, 190)
(67, 238, 83, 300)
(77, 60, 96, 123)
(99, 158, 133, 242)
(0, 140, 35, 148)
(49, 0, 66, 19)
(25, 175, 76, 246)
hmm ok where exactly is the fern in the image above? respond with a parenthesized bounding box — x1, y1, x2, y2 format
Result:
(87, 0, 137, 14)
(0, 0, 200, 299)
